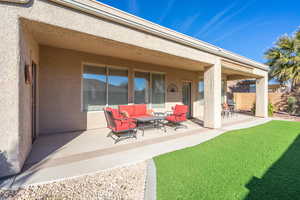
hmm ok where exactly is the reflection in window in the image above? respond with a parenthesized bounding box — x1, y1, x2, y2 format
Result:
(134, 72, 150, 104)
(198, 80, 204, 104)
(83, 66, 107, 111)
(83, 65, 128, 111)
(134, 72, 165, 108)
(221, 80, 225, 103)
(108, 68, 128, 107)
(152, 73, 165, 108)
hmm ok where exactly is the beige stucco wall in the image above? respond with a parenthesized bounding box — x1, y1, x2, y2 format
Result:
(0, 12, 20, 177)
(39, 46, 202, 134)
(0, 11, 39, 177)
(19, 23, 40, 166)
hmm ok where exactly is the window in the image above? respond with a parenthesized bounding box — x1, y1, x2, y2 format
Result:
(83, 65, 128, 111)
(108, 68, 128, 107)
(221, 80, 225, 103)
(133, 72, 165, 108)
(83, 65, 107, 111)
(134, 72, 150, 104)
(151, 73, 165, 108)
(198, 80, 204, 104)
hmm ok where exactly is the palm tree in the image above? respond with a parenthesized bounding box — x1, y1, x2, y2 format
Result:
(265, 29, 300, 90)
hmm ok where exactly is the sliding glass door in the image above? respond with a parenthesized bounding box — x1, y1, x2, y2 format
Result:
(151, 73, 165, 108)
(134, 72, 150, 104)
(134, 71, 165, 108)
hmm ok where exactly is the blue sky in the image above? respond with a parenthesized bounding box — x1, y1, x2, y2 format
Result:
(96, 0, 300, 63)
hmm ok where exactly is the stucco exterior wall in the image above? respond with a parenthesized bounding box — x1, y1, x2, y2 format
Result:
(0, 7, 40, 177)
(0, 11, 20, 177)
(18, 23, 40, 166)
(39, 46, 202, 134)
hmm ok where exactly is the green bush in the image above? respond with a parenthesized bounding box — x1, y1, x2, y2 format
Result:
(268, 103, 274, 117)
(251, 103, 256, 114)
(251, 102, 274, 116)
(287, 96, 298, 114)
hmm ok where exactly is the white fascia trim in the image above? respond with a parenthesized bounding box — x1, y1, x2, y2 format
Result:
(0, 0, 30, 3)
(48, 0, 269, 71)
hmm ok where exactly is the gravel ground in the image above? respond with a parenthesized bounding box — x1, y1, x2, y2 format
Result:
(0, 161, 147, 200)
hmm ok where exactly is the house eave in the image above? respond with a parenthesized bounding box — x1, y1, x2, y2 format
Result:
(48, 0, 269, 72)
(0, 0, 30, 4)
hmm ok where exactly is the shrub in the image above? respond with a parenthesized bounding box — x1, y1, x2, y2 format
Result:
(268, 103, 274, 117)
(287, 96, 298, 114)
(251, 102, 274, 117)
(251, 103, 256, 114)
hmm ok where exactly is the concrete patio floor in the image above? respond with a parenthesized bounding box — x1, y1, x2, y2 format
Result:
(1, 113, 269, 189)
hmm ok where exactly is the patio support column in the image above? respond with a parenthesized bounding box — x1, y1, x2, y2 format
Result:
(204, 58, 222, 128)
(255, 74, 268, 118)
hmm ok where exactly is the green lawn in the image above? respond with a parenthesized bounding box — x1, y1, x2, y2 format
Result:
(154, 120, 300, 200)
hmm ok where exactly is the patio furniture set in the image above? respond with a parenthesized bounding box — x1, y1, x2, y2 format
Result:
(104, 104, 188, 143)
(221, 101, 236, 118)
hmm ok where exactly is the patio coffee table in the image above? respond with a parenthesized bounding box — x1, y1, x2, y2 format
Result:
(135, 116, 166, 136)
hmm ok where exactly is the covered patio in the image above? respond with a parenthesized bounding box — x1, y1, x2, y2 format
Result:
(21, 17, 268, 132)
(0, 0, 268, 179)
(15, 17, 269, 178)
(7, 113, 265, 188)
(25, 113, 254, 167)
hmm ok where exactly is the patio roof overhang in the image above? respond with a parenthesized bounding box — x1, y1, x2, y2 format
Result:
(47, 0, 269, 72)
(21, 18, 266, 81)
(222, 59, 267, 80)
(21, 19, 210, 72)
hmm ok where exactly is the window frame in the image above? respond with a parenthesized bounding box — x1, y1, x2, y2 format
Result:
(133, 69, 166, 109)
(198, 79, 205, 105)
(81, 62, 129, 112)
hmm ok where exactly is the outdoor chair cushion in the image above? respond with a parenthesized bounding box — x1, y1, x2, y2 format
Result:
(106, 107, 123, 119)
(119, 104, 150, 118)
(119, 105, 135, 117)
(104, 107, 136, 132)
(133, 104, 147, 116)
(113, 119, 136, 132)
(166, 104, 188, 122)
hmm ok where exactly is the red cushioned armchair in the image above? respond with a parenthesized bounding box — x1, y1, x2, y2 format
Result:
(166, 105, 188, 130)
(104, 107, 137, 143)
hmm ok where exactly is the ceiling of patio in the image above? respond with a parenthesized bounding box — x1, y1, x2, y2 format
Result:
(222, 68, 258, 80)
(222, 59, 263, 80)
(21, 19, 207, 72)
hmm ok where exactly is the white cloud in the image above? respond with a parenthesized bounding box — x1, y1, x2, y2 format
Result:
(129, 0, 138, 14)
(179, 13, 201, 33)
(201, 0, 257, 38)
(194, 2, 237, 37)
(158, 0, 176, 23)
(212, 18, 262, 42)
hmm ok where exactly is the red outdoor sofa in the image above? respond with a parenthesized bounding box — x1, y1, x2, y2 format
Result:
(118, 104, 152, 119)
(104, 104, 188, 143)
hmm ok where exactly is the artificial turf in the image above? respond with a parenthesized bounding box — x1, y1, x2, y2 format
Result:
(154, 120, 300, 200)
